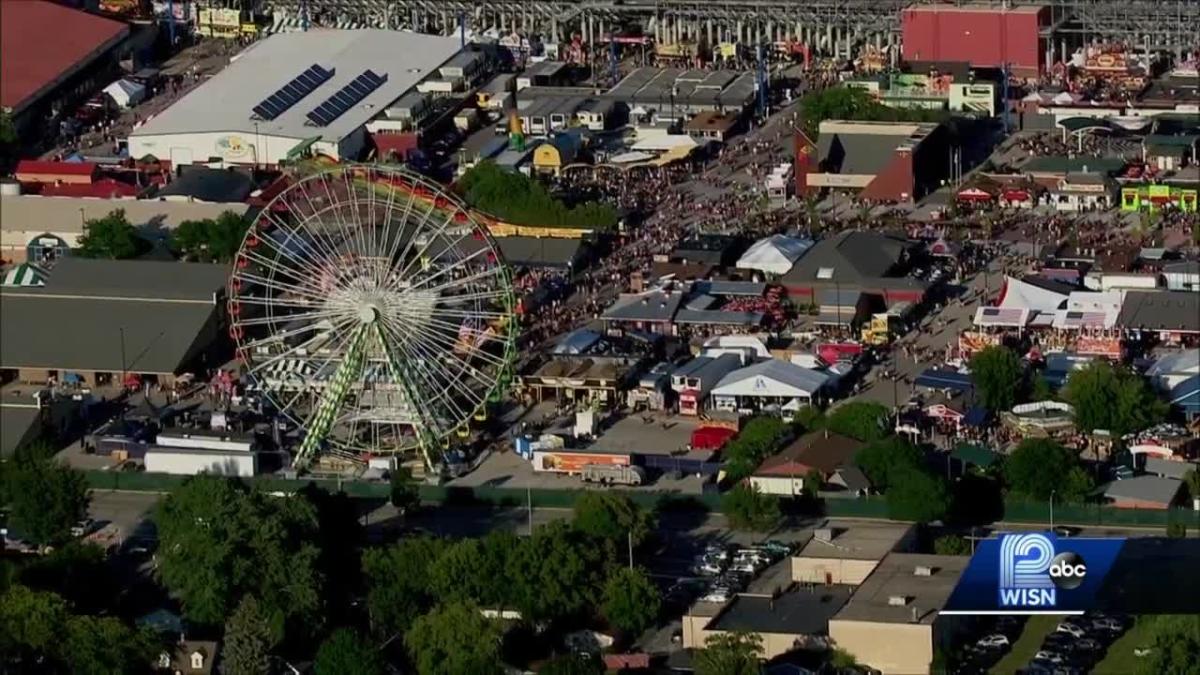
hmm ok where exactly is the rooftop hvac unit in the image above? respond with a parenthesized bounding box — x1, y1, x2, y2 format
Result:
(814, 527, 836, 542)
(887, 595, 910, 607)
(914, 565, 935, 576)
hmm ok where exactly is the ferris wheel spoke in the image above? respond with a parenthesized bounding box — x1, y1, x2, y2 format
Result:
(434, 289, 512, 305)
(406, 263, 508, 297)
(378, 319, 482, 420)
(234, 271, 331, 305)
(389, 210, 462, 283)
(244, 315, 356, 381)
(284, 183, 356, 273)
(257, 208, 345, 281)
(232, 295, 323, 310)
(235, 308, 345, 328)
(395, 246, 493, 293)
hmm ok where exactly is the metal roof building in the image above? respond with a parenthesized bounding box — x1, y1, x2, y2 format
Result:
(128, 30, 464, 166)
(0, 259, 230, 384)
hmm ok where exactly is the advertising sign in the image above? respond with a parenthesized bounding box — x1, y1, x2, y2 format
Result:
(533, 450, 629, 474)
(1075, 335, 1122, 359)
(958, 331, 1000, 355)
(215, 135, 251, 159)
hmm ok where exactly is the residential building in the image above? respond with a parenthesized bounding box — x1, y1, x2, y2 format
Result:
(750, 431, 868, 497)
(1101, 476, 1184, 509)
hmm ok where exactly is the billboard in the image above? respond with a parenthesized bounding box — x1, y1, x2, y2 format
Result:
(533, 450, 629, 474)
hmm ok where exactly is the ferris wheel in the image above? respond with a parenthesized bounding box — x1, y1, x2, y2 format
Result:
(227, 165, 518, 470)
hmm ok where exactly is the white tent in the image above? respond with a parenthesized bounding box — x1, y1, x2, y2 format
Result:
(103, 79, 146, 109)
(631, 134, 698, 153)
(711, 359, 830, 413)
(998, 276, 1068, 313)
(736, 235, 813, 276)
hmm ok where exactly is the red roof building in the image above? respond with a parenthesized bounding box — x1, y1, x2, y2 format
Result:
(15, 160, 100, 185)
(1, 0, 129, 117)
(37, 178, 141, 199)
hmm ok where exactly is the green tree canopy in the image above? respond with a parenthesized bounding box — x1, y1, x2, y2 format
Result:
(170, 211, 251, 263)
(314, 628, 384, 675)
(2, 448, 89, 547)
(573, 492, 655, 548)
(969, 346, 1023, 411)
(362, 535, 447, 637)
(457, 162, 617, 229)
(222, 595, 281, 675)
(75, 209, 146, 259)
(19, 542, 113, 614)
(1135, 615, 1200, 675)
(1003, 438, 1093, 502)
(852, 437, 924, 490)
(389, 466, 420, 513)
(722, 484, 782, 531)
(933, 535, 972, 556)
(694, 631, 763, 675)
(723, 416, 792, 480)
(601, 567, 661, 635)
(154, 476, 324, 635)
(826, 401, 891, 442)
(799, 87, 949, 137)
(1061, 361, 1167, 436)
(61, 614, 158, 675)
(506, 521, 606, 622)
(886, 465, 951, 523)
(792, 405, 825, 432)
(404, 602, 503, 675)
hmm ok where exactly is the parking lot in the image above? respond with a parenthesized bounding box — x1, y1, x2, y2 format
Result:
(960, 611, 1134, 674)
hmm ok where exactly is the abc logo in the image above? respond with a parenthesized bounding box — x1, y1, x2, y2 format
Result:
(1048, 551, 1087, 590)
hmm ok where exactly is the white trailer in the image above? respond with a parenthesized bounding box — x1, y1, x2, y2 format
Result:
(144, 448, 257, 477)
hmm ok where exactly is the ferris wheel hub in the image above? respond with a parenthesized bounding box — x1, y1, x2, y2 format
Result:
(357, 302, 382, 324)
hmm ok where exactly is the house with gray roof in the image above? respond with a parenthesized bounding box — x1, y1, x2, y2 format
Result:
(1101, 476, 1184, 509)
(1117, 290, 1200, 335)
(781, 231, 926, 308)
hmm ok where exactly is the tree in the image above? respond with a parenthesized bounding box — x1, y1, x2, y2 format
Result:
(722, 484, 782, 531)
(1004, 439, 1093, 502)
(75, 209, 145, 259)
(362, 535, 446, 636)
(969, 346, 1023, 412)
(171, 211, 251, 263)
(694, 631, 763, 675)
(887, 465, 951, 523)
(457, 162, 617, 230)
(404, 602, 503, 675)
(830, 647, 860, 669)
(389, 466, 420, 513)
(1183, 469, 1200, 509)
(506, 521, 605, 622)
(933, 535, 972, 556)
(852, 437, 924, 490)
(1062, 361, 1167, 436)
(601, 567, 661, 636)
(803, 468, 824, 497)
(2, 448, 89, 547)
(539, 653, 605, 675)
(723, 416, 792, 480)
(155, 476, 324, 635)
(792, 405, 825, 432)
(826, 401, 891, 442)
(1029, 375, 1055, 403)
(799, 87, 948, 137)
(222, 596, 280, 675)
(60, 614, 158, 675)
(573, 492, 655, 548)
(1166, 522, 1188, 538)
(0, 584, 70, 657)
(19, 542, 114, 614)
(314, 628, 384, 675)
(1135, 615, 1200, 675)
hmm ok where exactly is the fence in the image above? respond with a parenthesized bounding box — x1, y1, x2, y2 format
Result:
(84, 470, 1197, 529)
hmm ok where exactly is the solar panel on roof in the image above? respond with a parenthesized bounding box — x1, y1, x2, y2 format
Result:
(305, 69, 388, 127)
(251, 64, 335, 121)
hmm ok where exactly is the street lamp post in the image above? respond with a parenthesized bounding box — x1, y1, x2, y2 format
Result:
(1050, 489, 1056, 532)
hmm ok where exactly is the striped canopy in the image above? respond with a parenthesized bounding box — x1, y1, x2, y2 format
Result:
(1, 263, 46, 287)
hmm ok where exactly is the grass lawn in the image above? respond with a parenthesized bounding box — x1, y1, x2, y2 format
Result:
(989, 615, 1059, 675)
(1093, 619, 1155, 674)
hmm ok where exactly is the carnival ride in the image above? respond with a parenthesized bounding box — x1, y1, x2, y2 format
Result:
(228, 165, 519, 471)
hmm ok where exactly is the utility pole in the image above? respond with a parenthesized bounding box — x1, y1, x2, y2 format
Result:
(526, 486, 533, 536)
(119, 327, 127, 383)
(1050, 490, 1056, 532)
(627, 531, 634, 570)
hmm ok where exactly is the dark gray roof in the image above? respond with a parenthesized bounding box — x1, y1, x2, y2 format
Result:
(1143, 458, 1198, 480)
(602, 290, 684, 323)
(783, 231, 912, 285)
(816, 132, 903, 175)
(158, 167, 255, 203)
(831, 465, 871, 492)
(708, 586, 854, 635)
(697, 280, 766, 297)
(673, 309, 763, 325)
(1, 406, 41, 458)
(1102, 476, 1183, 505)
(33, 258, 230, 302)
(0, 293, 217, 374)
(1022, 156, 1126, 175)
(461, 236, 585, 269)
(1117, 291, 1200, 332)
(1163, 261, 1200, 275)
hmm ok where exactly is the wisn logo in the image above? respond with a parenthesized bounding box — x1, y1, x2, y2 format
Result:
(998, 533, 1088, 608)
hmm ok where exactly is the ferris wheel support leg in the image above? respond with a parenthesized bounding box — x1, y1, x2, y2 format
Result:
(294, 324, 370, 471)
(374, 324, 440, 473)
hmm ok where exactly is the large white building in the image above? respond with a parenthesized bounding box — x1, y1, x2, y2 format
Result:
(128, 30, 465, 167)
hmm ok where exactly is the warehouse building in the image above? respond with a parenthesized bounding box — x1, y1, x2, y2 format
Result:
(607, 68, 757, 120)
(0, 195, 252, 264)
(0, 1, 131, 134)
(127, 30, 467, 167)
(0, 258, 230, 387)
(806, 120, 950, 202)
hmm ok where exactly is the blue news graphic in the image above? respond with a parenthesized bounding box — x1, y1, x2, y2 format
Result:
(943, 534, 1125, 614)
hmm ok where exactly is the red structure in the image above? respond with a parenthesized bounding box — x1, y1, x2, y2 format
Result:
(901, 3, 1049, 77)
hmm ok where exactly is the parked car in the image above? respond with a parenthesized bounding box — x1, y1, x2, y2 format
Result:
(976, 634, 1010, 649)
(1034, 650, 1065, 664)
(1056, 622, 1086, 638)
(1091, 616, 1125, 634)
